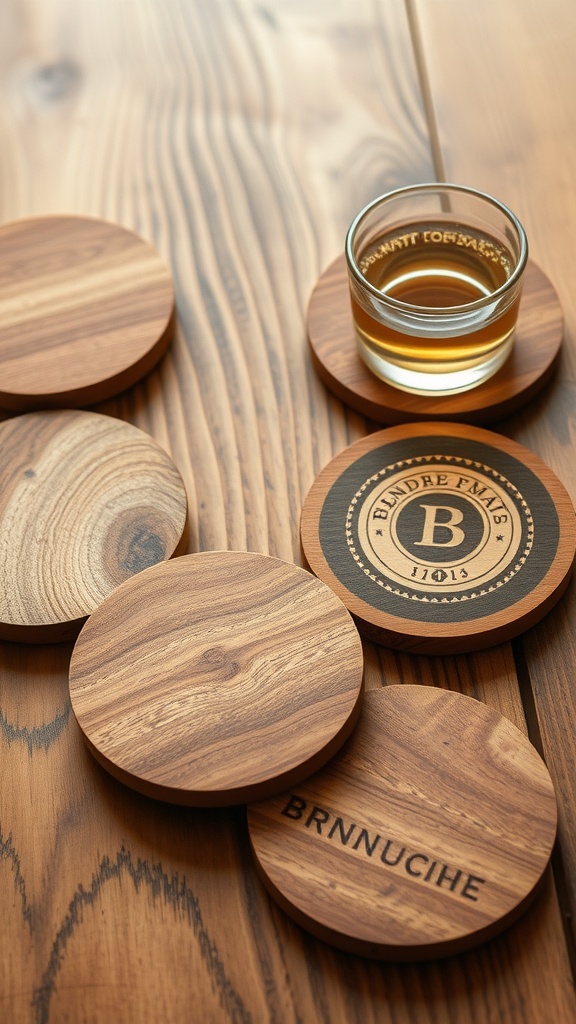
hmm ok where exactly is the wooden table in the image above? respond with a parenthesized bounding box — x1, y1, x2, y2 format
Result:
(2, 2, 576, 1021)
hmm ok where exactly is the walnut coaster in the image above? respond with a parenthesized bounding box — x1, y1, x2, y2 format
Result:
(248, 685, 558, 960)
(69, 551, 364, 806)
(0, 215, 175, 410)
(0, 410, 187, 642)
(307, 255, 563, 424)
(300, 421, 576, 654)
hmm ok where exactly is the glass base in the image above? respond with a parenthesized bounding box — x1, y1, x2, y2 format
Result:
(357, 335, 514, 397)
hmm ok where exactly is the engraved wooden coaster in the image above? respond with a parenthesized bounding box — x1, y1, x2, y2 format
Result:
(69, 551, 365, 806)
(248, 685, 558, 960)
(0, 215, 175, 410)
(300, 422, 576, 653)
(308, 255, 563, 424)
(0, 410, 187, 642)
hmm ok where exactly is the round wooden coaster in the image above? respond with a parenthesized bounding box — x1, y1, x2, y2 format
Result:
(307, 255, 563, 423)
(300, 421, 576, 653)
(0, 215, 175, 410)
(0, 410, 187, 642)
(69, 551, 364, 806)
(248, 685, 558, 960)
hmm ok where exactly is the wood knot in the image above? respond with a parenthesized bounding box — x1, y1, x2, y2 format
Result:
(199, 647, 241, 681)
(105, 509, 169, 582)
(119, 526, 165, 574)
(28, 60, 81, 104)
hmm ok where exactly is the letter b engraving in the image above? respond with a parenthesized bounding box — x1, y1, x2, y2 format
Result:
(413, 504, 465, 548)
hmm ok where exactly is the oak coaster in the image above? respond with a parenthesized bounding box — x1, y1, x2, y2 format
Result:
(248, 685, 558, 961)
(0, 215, 175, 410)
(0, 410, 188, 642)
(307, 255, 563, 424)
(69, 551, 365, 806)
(300, 421, 576, 654)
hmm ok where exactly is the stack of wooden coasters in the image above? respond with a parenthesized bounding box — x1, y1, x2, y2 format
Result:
(2, 217, 572, 961)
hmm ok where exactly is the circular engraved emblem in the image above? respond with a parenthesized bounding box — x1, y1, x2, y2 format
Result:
(301, 424, 575, 650)
(348, 456, 532, 601)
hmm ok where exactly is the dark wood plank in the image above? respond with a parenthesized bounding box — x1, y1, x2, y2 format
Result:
(414, 0, 576, 976)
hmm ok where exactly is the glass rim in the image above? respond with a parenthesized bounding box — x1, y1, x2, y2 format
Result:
(345, 182, 529, 315)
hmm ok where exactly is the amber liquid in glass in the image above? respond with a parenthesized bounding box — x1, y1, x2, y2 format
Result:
(351, 223, 520, 384)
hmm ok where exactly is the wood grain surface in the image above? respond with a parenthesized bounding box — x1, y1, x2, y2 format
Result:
(2, 1, 576, 1022)
(249, 685, 557, 959)
(0, 215, 175, 409)
(69, 551, 364, 805)
(0, 410, 188, 642)
(308, 255, 563, 423)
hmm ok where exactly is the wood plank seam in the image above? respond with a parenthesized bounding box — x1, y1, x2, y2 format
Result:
(513, 637, 576, 982)
(405, 0, 447, 182)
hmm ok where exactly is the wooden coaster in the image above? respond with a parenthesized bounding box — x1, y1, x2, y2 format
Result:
(248, 685, 558, 960)
(0, 215, 175, 410)
(0, 410, 187, 642)
(69, 551, 364, 806)
(300, 421, 576, 653)
(308, 255, 563, 424)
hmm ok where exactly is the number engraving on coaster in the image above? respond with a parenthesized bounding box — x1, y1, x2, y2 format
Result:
(350, 455, 530, 598)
